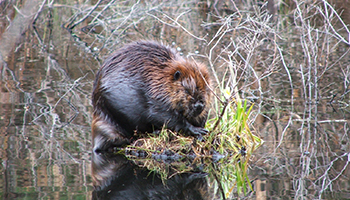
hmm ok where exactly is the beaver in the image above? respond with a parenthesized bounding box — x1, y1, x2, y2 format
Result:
(92, 41, 211, 152)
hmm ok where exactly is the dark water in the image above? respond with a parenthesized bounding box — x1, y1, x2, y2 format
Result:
(1, 0, 350, 199)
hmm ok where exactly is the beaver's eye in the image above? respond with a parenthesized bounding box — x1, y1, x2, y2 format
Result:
(174, 71, 181, 80)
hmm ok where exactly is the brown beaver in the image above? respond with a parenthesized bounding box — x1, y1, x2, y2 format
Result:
(92, 41, 211, 152)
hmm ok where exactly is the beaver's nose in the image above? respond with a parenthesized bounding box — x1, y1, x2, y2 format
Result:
(193, 101, 204, 116)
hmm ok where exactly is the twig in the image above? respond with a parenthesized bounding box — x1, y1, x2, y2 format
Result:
(32, 0, 47, 25)
(68, 0, 104, 30)
(150, 10, 207, 42)
(274, 46, 294, 151)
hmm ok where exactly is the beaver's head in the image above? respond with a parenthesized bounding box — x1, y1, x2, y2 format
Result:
(157, 60, 212, 125)
(142, 48, 212, 126)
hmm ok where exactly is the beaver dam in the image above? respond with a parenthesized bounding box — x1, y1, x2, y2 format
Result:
(122, 98, 263, 195)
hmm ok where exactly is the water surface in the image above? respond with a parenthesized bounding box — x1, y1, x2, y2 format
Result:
(1, 0, 350, 199)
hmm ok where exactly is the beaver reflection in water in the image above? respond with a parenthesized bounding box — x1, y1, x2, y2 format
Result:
(92, 41, 212, 152)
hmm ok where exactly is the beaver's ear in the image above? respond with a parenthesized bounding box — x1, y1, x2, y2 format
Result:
(174, 71, 181, 80)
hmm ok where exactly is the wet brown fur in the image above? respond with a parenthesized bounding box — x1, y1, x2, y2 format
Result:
(92, 41, 211, 151)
